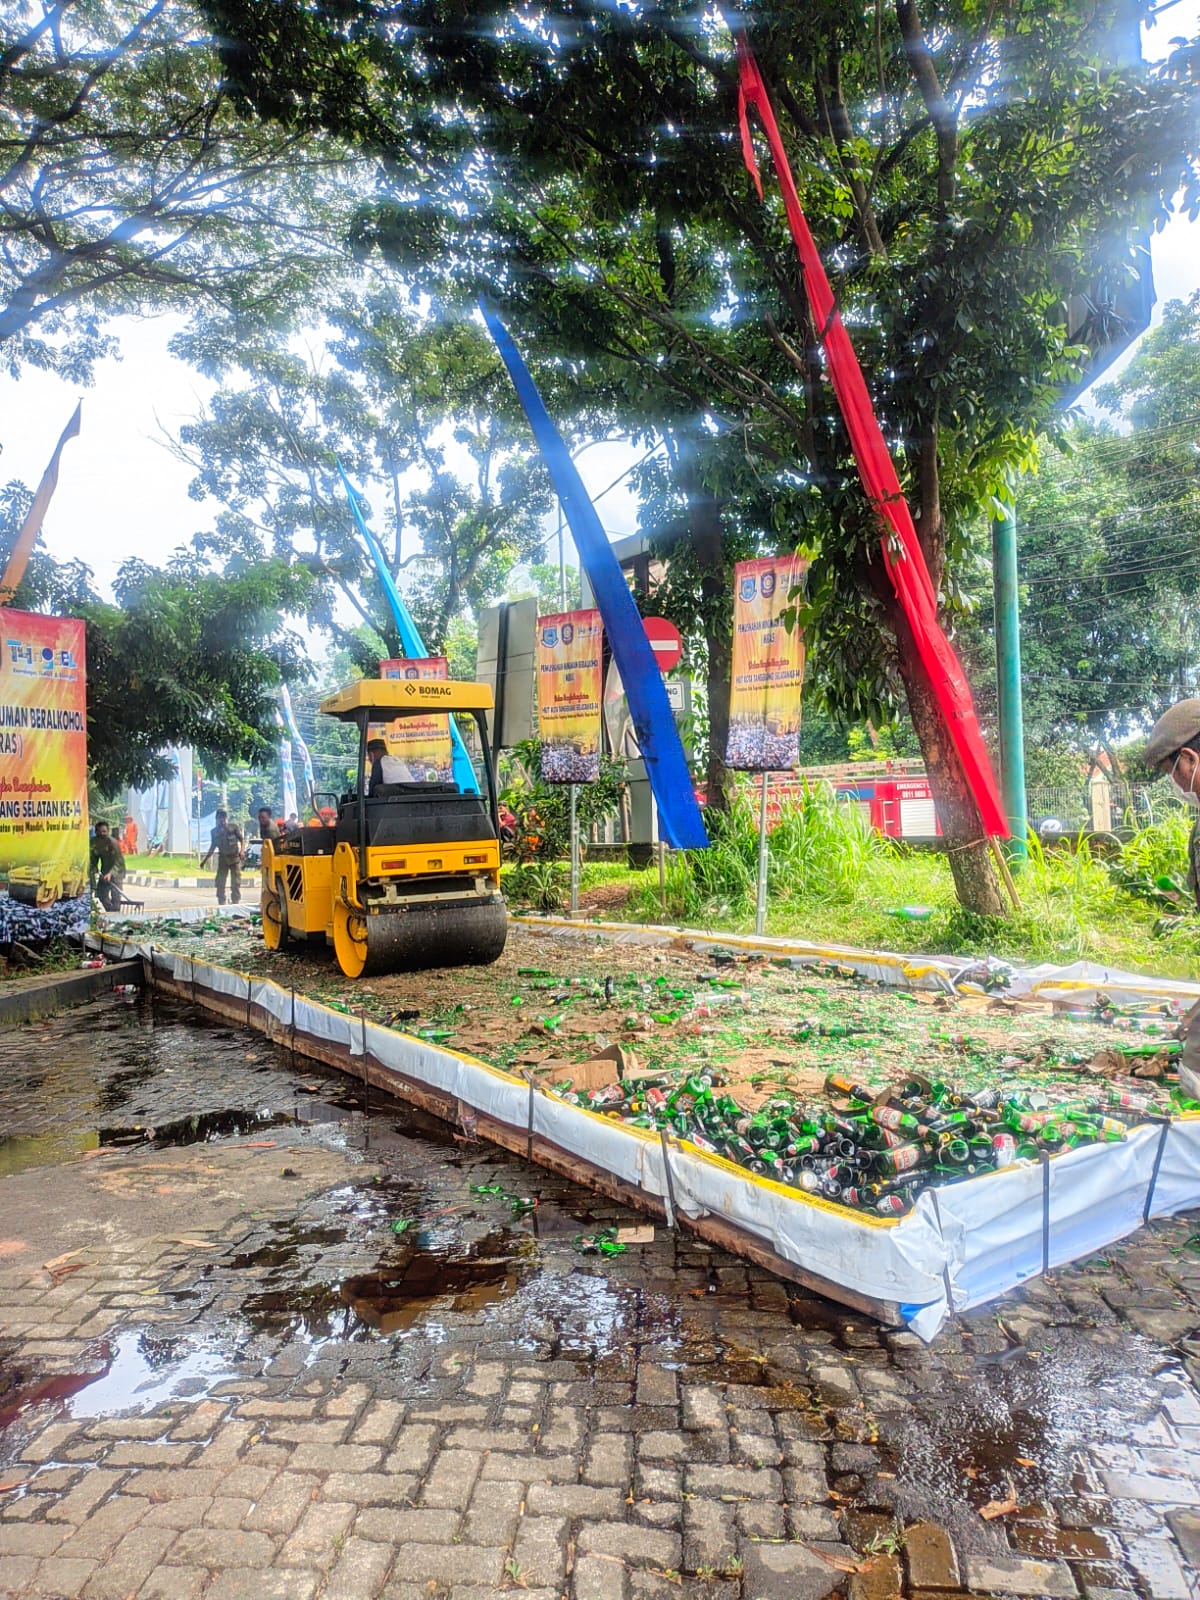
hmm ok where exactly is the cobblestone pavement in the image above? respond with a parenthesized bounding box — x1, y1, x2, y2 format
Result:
(2, 994, 1200, 1600)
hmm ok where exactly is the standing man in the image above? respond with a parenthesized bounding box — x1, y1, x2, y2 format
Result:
(200, 808, 245, 905)
(89, 820, 126, 911)
(1143, 699, 1200, 909)
(257, 807, 281, 844)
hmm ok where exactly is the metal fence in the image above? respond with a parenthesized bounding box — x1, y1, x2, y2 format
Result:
(1026, 778, 1186, 835)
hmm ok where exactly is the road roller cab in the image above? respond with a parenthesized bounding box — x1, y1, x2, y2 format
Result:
(260, 679, 507, 978)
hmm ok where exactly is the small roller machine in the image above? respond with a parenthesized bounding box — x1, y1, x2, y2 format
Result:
(260, 678, 507, 977)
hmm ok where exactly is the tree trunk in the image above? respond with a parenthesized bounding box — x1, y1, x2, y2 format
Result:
(887, 593, 1006, 916)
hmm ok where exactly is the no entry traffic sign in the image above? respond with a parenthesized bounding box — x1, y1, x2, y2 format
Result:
(642, 615, 683, 673)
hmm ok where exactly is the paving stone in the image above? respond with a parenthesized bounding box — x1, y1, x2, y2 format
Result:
(511, 1514, 569, 1588)
(740, 1539, 844, 1600)
(684, 1463, 782, 1499)
(18, 1424, 80, 1464)
(636, 1430, 691, 1463)
(242, 1472, 320, 1534)
(323, 1536, 395, 1599)
(848, 1554, 903, 1600)
(25, 1556, 96, 1597)
(103, 1442, 195, 1468)
(122, 1467, 227, 1499)
(1099, 1470, 1200, 1505)
(571, 1553, 627, 1600)
(961, 1553, 1078, 1597)
(419, 1448, 484, 1510)
(79, 1525, 175, 1599)
(1164, 1508, 1200, 1568)
(326, 1381, 372, 1417)
(354, 1507, 462, 1544)
(140, 1496, 215, 1530)
(462, 1477, 523, 1546)
(0, 1519, 68, 1556)
(636, 1367, 679, 1408)
(386, 1541, 506, 1586)
(136, 1563, 208, 1598)
(286, 1443, 382, 1474)
(200, 1496, 253, 1528)
(738, 1499, 786, 1538)
(905, 1521, 961, 1590)
(681, 1386, 725, 1433)
(577, 1521, 681, 1568)
(204, 1571, 318, 1600)
(0, 1553, 37, 1594)
(169, 1527, 277, 1568)
(277, 1499, 356, 1570)
(1121, 1534, 1192, 1600)
(322, 1471, 418, 1506)
(585, 1432, 633, 1487)
(355, 1401, 405, 1445)
(681, 1497, 737, 1573)
(45, 1469, 127, 1523)
(527, 1483, 624, 1518)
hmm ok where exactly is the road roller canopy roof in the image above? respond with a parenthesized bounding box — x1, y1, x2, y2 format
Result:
(319, 678, 495, 721)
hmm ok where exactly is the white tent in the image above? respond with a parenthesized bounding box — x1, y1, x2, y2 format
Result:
(127, 746, 193, 854)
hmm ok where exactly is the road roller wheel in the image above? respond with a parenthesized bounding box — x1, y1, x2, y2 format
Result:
(261, 876, 287, 950)
(333, 899, 372, 978)
(333, 896, 508, 978)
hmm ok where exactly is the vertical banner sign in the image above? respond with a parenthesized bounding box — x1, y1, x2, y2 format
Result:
(374, 657, 453, 781)
(0, 610, 89, 902)
(537, 610, 604, 783)
(726, 555, 810, 771)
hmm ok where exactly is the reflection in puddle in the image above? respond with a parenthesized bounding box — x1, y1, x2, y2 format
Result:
(0, 1329, 238, 1428)
(341, 1227, 530, 1334)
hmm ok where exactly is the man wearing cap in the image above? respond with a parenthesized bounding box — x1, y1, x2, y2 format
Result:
(1144, 698, 1200, 1087)
(1143, 698, 1200, 910)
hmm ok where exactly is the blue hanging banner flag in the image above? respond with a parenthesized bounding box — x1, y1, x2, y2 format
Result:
(480, 303, 708, 851)
(279, 684, 315, 804)
(274, 710, 299, 820)
(335, 461, 479, 796)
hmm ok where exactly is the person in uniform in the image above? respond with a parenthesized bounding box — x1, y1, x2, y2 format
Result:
(1144, 698, 1200, 1086)
(366, 737, 416, 794)
(1144, 698, 1200, 908)
(257, 807, 281, 843)
(89, 820, 126, 911)
(200, 808, 245, 905)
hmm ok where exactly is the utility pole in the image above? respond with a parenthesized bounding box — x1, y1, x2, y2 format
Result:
(991, 497, 1028, 861)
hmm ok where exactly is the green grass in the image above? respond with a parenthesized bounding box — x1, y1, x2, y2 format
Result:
(560, 785, 1200, 981)
(123, 854, 202, 874)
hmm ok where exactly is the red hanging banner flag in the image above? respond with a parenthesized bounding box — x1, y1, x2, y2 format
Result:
(735, 39, 1007, 838)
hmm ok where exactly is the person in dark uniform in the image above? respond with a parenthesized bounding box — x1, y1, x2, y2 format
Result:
(257, 807, 281, 843)
(1144, 699, 1200, 1083)
(200, 808, 245, 905)
(89, 820, 126, 911)
(1144, 699, 1200, 907)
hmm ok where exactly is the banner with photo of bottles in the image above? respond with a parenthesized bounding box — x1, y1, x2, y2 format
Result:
(536, 610, 604, 783)
(726, 554, 809, 771)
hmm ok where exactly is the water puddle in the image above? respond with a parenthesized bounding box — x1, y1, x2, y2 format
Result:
(2, 993, 358, 1177)
(0, 1328, 237, 1430)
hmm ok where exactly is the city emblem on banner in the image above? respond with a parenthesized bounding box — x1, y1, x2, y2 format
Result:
(536, 609, 604, 783)
(726, 554, 809, 772)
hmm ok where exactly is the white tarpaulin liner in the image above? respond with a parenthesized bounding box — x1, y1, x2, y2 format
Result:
(95, 934, 1200, 1340)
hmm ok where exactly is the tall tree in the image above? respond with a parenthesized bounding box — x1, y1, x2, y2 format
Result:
(170, 289, 556, 660)
(0, 0, 354, 378)
(200, 0, 1200, 912)
(0, 494, 314, 791)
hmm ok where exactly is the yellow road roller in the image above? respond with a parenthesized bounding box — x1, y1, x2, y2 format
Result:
(260, 679, 507, 977)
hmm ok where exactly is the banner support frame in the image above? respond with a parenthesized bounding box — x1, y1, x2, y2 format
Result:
(755, 772, 770, 937)
(569, 783, 580, 917)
